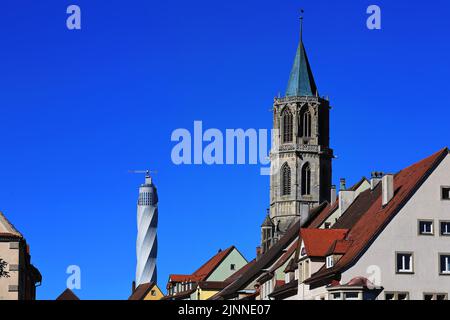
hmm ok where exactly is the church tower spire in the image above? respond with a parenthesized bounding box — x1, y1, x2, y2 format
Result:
(261, 14, 333, 254)
(286, 12, 318, 97)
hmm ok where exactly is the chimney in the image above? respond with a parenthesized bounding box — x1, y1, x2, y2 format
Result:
(299, 203, 310, 226)
(382, 174, 394, 206)
(340, 178, 346, 191)
(370, 172, 383, 190)
(330, 185, 337, 205)
(339, 190, 356, 215)
(256, 246, 261, 259)
(132, 281, 136, 294)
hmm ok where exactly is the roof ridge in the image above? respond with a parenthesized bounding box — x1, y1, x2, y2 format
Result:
(0, 211, 23, 238)
(192, 245, 235, 279)
(306, 147, 449, 284)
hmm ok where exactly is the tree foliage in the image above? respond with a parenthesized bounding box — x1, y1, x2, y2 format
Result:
(0, 258, 10, 278)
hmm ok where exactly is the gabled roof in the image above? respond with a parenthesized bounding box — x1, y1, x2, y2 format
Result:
(349, 177, 369, 191)
(261, 214, 274, 227)
(286, 40, 318, 97)
(211, 220, 301, 300)
(269, 279, 298, 299)
(169, 246, 237, 284)
(301, 228, 348, 258)
(56, 288, 80, 300)
(128, 282, 158, 300)
(0, 211, 22, 239)
(269, 238, 298, 273)
(307, 201, 337, 229)
(306, 148, 449, 283)
(325, 239, 353, 256)
(212, 202, 329, 300)
(192, 246, 236, 280)
(333, 183, 381, 229)
(161, 288, 196, 300)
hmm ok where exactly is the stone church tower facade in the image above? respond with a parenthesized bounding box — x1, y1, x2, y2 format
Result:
(261, 21, 334, 253)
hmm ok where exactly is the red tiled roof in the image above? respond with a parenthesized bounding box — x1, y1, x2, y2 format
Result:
(307, 148, 449, 283)
(325, 239, 353, 256)
(198, 281, 229, 290)
(128, 282, 157, 300)
(301, 228, 348, 257)
(192, 246, 235, 280)
(169, 274, 201, 283)
(224, 259, 256, 283)
(269, 239, 298, 272)
(169, 246, 236, 284)
(56, 288, 80, 300)
(308, 201, 338, 229)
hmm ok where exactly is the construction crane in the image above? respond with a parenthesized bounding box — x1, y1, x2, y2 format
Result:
(128, 170, 158, 176)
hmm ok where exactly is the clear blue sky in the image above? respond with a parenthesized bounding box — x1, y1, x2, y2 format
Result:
(0, 0, 449, 299)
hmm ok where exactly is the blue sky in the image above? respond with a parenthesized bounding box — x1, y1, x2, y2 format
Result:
(0, 0, 449, 299)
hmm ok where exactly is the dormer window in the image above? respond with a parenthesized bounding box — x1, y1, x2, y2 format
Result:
(326, 255, 334, 268)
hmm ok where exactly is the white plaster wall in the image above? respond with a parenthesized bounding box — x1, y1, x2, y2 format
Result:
(0, 241, 19, 300)
(341, 153, 450, 300)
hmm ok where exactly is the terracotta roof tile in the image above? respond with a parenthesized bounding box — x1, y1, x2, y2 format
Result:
(128, 282, 157, 300)
(169, 246, 236, 284)
(192, 246, 235, 280)
(301, 228, 348, 257)
(307, 148, 449, 283)
(56, 288, 80, 300)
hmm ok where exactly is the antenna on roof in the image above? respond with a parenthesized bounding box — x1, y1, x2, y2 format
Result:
(128, 170, 158, 177)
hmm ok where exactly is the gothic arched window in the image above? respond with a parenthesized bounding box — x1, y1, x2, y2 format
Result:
(303, 111, 312, 137)
(281, 163, 291, 196)
(301, 163, 311, 195)
(282, 109, 293, 143)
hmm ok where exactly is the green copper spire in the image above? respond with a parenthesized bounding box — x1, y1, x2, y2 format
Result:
(285, 13, 318, 97)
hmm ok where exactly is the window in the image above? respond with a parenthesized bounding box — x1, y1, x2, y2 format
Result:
(437, 294, 448, 300)
(299, 107, 312, 138)
(324, 222, 331, 229)
(301, 163, 311, 196)
(151, 290, 156, 296)
(418, 220, 434, 235)
(330, 292, 341, 300)
(440, 221, 450, 236)
(282, 109, 293, 143)
(344, 292, 360, 300)
(397, 293, 409, 300)
(385, 292, 409, 300)
(439, 254, 450, 275)
(385, 293, 395, 300)
(230, 264, 236, 271)
(298, 259, 310, 282)
(302, 111, 311, 137)
(396, 252, 413, 273)
(424, 293, 448, 300)
(326, 256, 334, 269)
(281, 163, 291, 196)
(442, 187, 450, 200)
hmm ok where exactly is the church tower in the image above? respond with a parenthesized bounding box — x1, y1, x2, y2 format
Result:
(261, 16, 333, 253)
